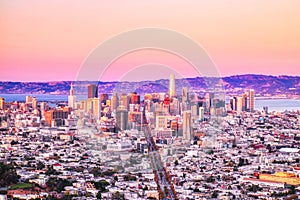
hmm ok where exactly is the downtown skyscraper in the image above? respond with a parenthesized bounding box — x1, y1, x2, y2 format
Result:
(68, 83, 76, 109)
(88, 84, 98, 99)
(249, 89, 255, 112)
(169, 74, 176, 98)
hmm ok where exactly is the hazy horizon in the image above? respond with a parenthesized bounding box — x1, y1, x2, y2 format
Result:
(0, 73, 299, 83)
(1, 1, 300, 82)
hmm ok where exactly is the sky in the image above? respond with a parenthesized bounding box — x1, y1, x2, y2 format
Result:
(1, 0, 300, 82)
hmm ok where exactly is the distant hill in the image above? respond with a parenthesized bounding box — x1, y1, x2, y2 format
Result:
(0, 74, 299, 98)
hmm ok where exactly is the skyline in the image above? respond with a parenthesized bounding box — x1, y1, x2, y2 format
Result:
(0, 73, 299, 83)
(1, 1, 300, 81)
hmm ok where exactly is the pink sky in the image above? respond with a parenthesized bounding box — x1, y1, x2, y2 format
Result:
(1, 0, 300, 81)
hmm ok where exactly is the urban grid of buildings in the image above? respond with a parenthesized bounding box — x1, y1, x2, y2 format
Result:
(0, 74, 299, 200)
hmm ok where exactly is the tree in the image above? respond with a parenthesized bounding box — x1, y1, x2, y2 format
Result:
(207, 149, 214, 155)
(45, 165, 58, 175)
(143, 185, 148, 191)
(10, 140, 18, 145)
(124, 174, 137, 181)
(46, 178, 72, 192)
(96, 191, 102, 199)
(114, 176, 118, 181)
(94, 180, 110, 193)
(0, 162, 18, 187)
(211, 191, 218, 198)
(90, 167, 102, 177)
(238, 158, 244, 166)
(174, 160, 179, 166)
(112, 191, 125, 200)
(206, 176, 215, 183)
(194, 188, 200, 192)
(36, 161, 45, 170)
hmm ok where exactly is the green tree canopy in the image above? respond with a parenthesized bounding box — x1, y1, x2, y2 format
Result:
(0, 162, 18, 187)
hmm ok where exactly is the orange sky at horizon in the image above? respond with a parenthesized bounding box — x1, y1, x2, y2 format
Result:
(1, 0, 300, 81)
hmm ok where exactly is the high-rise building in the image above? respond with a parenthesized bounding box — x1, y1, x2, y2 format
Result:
(155, 115, 167, 129)
(159, 93, 166, 102)
(88, 84, 98, 99)
(86, 98, 93, 113)
(40, 102, 47, 117)
(263, 106, 268, 114)
(32, 97, 38, 109)
(100, 94, 109, 104)
(170, 98, 180, 115)
(92, 97, 101, 119)
(199, 107, 204, 121)
(129, 92, 140, 104)
(169, 74, 176, 98)
(209, 93, 214, 109)
(249, 89, 255, 112)
(229, 97, 235, 111)
(236, 97, 243, 114)
(0, 97, 5, 110)
(45, 108, 70, 127)
(144, 93, 152, 101)
(26, 96, 32, 104)
(191, 105, 198, 117)
(183, 110, 192, 141)
(110, 93, 119, 112)
(119, 94, 129, 110)
(116, 105, 128, 130)
(68, 83, 76, 109)
(242, 93, 247, 111)
(182, 87, 188, 103)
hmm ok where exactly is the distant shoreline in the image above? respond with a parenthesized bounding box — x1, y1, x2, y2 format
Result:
(255, 96, 300, 100)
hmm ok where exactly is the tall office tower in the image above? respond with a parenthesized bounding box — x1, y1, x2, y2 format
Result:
(32, 97, 38, 109)
(120, 94, 129, 110)
(263, 106, 268, 114)
(170, 97, 180, 115)
(40, 102, 47, 117)
(249, 89, 255, 112)
(0, 97, 4, 110)
(86, 98, 93, 113)
(236, 97, 243, 114)
(110, 93, 119, 112)
(68, 84, 76, 109)
(26, 96, 32, 104)
(129, 104, 135, 112)
(105, 100, 111, 107)
(191, 104, 198, 117)
(144, 93, 152, 101)
(229, 97, 234, 111)
(129, 92, 140, 104)
(116, 105, 128, 130)
(155, 115, 168, 129)
(209, 93, 215, 109)
(169, 74, 176, 98)
(100, 94, 109, 104)
(233, 97, 238, 111)
(88, 84, 98, 99)
(151, 93, 160, 103)
(92, 97, 101, 119)
(182, 87, 188, 103)
(144, 100, 151, 112)
(159, 93, 166, 102)
(79, 100, 86, 111)
(242, 93, 247, 111)
(45, 108, 69, 127)
(199, 107, 204, 121)
(183, 110, 192, 141)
